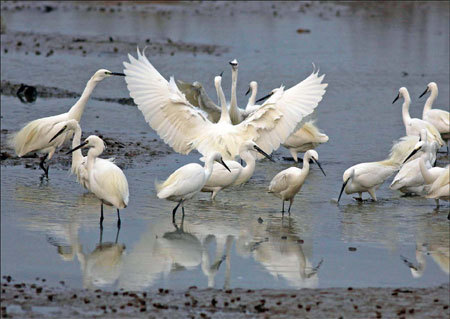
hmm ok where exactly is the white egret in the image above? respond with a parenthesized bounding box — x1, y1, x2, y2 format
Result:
(201, 141, 274, 200)
(392, 87, 444, 147)
(156, 152, 231, 223)
(337, 139, 411, 203)
(67, 135, 129, 228)
(8, 69, 125, 177)
(268, 150, 326, 213)
(419, 82, 450, 152)
(123, 48, 327, 160)
(245, 81, 259, 111)
(228, 59, 245, 124)
(390, 129, 443, 195)
(282, 121, 329, 162)
(419, 157, 450, 208)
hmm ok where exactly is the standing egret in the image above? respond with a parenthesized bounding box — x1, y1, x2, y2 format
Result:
(268, 150, 326, 213)
(337, 139, 411, 203)
(419, 82, 450, 152)
(282, 121, 329, 162)
(67, 135, 129, 228)
(123, 48, 327, 161)
(156, 152, 231, 223)
(8, 69, 125, 177)
(392, 87, 444, 147)
(419, 158, 450, 208)
(390, 129, 442, 195)
(202, 141, 274, 200)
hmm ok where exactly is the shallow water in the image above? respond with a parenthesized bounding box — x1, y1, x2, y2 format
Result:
(1, 1, 449, 291)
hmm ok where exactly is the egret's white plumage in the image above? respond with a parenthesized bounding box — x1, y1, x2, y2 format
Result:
(123, 49, 327, 160)
(156, 152, 230, 222)
(338, 138, 412, 202)
(393, 87, 444, 147)
(201, 141, 273, 200)
(282, 121, 329, 162)
(269, 150, 326, 213)
(419, 158, 450, 208)
(8, 69, 125, 176)
(420, 82, 450, 148)
(68, 135, 129, 227)
(390, 130, 442, 195)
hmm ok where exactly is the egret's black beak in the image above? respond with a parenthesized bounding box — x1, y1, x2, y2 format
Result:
(419, 88, 428, 99)
(220, 159, 231, 172)
(392, 93, 400, 104)
(66, 141, 88, 154)
(110, 72, 125, 76)
(312, 158, 326, 176)
(256, 92, 273, 103)
(337, 177, 350, 203)
(49, 125, 67, 143)
(245, 86, 251, 96)
(219, 71, 224, 77)
(403, 147, 420, 164)
(254, 145, 275, 162)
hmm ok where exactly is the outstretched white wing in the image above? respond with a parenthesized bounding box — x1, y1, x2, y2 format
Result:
(233, 70, 328, 159)
(123, 49, 213, 154)
(124, 49, 327, 160)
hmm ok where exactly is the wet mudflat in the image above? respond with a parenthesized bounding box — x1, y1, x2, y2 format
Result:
(1, 1, 449, 317)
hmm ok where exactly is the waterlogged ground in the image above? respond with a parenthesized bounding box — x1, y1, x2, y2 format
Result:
(1, 1, 449, 294)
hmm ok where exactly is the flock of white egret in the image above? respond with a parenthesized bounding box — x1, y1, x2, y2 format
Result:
(8, 49, 450, 226)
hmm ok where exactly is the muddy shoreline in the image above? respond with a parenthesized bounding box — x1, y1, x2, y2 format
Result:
(1, 278, 449, 318)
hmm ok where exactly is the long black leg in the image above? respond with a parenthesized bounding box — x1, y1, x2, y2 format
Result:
(181, 202, 185, 219)
(39, 155, 49, 178)
(117, 209, 121, 229)
(100, 203, 104, 229)
(282, 201, 285, 213)
(288, 201, 292, 214)
(115, 226, 121, 244)
(172, 200, 182, 224)
(99, 226, 103, 245)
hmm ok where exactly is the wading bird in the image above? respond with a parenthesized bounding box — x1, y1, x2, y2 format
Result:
(282, 121, 329, 162)
(123, 49, 327, 161)
(268, 150, 326, 213)
(390, 129, 442, 195)
(419, 157, 450, 208)
(68, 135, 129, 228)
(419, 82, 450, 152)
(337, 139, 411, 203)
(9, 69, 125, 177)
(392, 87, 444, 147)
(202, 141, 274, 200)
(156, 152, 231, 223)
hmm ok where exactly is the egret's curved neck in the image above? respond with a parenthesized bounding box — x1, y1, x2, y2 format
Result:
(238, 150, 256, 183)
(204, 156, 216, 181)
(68, 79, 98, 122)
(217, 83, 231, 124)
(71, 128, 84, 173)
(419, 157, 434, 184)
(86, 146, 103, 172)
(401, 94, 412, 127)
(301, 154, 312, 176)
(246, 85, 257, 108)
(423, 87, 438, 117)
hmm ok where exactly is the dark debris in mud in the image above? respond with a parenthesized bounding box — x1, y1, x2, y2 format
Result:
(0, 129, 173, 170)
(1, 277, 449, 319)
(1, 30, 228, 59)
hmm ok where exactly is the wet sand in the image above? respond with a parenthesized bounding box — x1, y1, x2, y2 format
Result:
(1, 1, 449, 318)
(2, 277, 449, 318)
